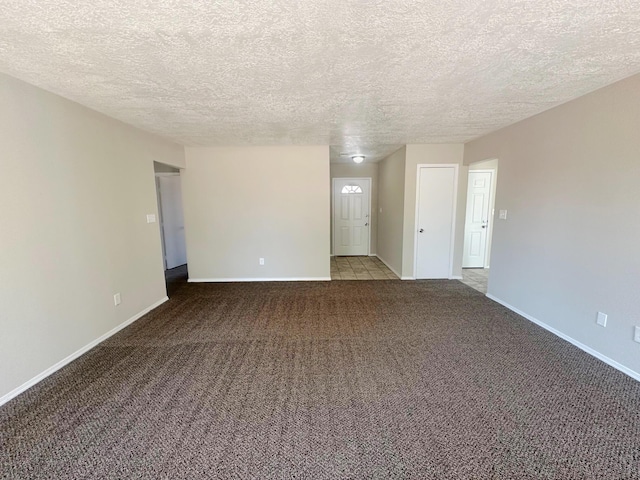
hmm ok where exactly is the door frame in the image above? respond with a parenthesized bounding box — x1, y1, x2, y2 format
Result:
(332, 177, 372, 256)
(413, 164, 459, 279)
(463, 169, 494, 268)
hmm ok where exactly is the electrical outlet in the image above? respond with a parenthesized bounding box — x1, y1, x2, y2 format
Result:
(634, 326, 640, 343)
(113, 293, 121, 306)
(596, 312, 607, 327)
(259, 258, 265, 266)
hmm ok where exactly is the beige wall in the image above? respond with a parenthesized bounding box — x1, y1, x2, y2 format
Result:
(464, 74, 640, 375)
(330, 162, 379, 255)
(376, 147, 406, 275)
(0, 73, 185, 400)
(469, 158, 499, 267)
(402, 144, 466, 278)
(183, 146, 330, 280)
(469, 158, 498, 170)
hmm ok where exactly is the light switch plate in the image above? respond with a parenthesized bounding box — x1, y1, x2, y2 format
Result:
(499, 210, 508, 220)
(596, 312, 607, 327)
(146, 214, 156, 223)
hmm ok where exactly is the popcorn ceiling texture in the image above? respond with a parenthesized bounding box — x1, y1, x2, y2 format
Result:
(1, 1, 640, 161)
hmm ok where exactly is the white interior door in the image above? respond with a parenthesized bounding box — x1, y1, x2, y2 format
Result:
(415, 166, 457, 279)
(333, 178, 370, 256)
(158, 175, 187, 269)
(463, 171, 493, 268)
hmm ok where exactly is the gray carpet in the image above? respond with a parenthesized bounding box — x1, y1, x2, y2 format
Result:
(2, 280, 640, 479)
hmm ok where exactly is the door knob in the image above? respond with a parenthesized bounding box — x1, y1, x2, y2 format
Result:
(481, 225, 486, 229)
(419, 228, 424, 233)
(365, 223, 369, 226)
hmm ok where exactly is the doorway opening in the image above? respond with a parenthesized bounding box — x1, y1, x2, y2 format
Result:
(154, 162, 188, 296)
(461, 159, 498, 294)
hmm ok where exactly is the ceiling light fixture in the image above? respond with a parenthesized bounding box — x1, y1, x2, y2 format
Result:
(352, 155, 365, 164)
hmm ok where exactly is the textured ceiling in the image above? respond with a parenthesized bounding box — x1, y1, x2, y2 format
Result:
(2, 1, 640, 163)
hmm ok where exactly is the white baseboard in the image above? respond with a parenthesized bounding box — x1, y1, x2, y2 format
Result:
(189, 277, 331, 283)
(373, 254, 403, 279)
(0, 296, 169, 407)
(401, 276, 416, 280)
(450, 275, 463, 280)
(486, 294, 640, 383)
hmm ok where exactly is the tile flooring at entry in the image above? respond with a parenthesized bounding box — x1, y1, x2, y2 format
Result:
(331, 256, 399, 280)
(461, 268, 489, 294)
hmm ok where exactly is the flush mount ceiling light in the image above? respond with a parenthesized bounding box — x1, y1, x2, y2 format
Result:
(352, 155, 365, 164)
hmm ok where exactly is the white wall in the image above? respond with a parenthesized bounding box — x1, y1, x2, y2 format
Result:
(183, 146, 330, 281)
(0, 73, 185, 401)
(402, 144, 466, 278)
(464, 73, 640, 376)
(330, 162, 379, 255)
(376, 147, 406, 276)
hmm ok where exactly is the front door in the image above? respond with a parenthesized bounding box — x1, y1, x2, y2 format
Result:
(333, 178, 370, 256)
(415, 166, 457, 279)
(462, 171, 492, 268)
